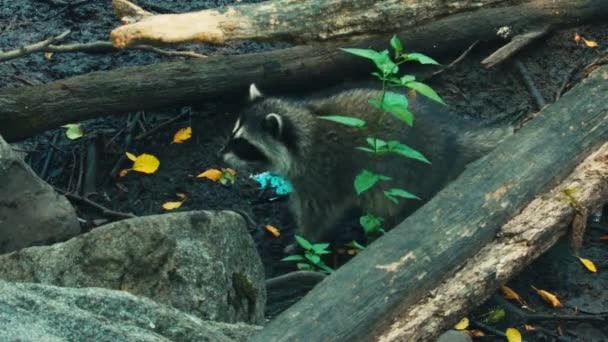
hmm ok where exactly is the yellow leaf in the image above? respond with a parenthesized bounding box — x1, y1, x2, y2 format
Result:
(44, 51, 53, 60)
(264, 224, 281, 237)
(197, 168, 222, 181)
(162, 201, 183, 210)
(532, 286, 562, 307)
(505, 328, 522, 342)
(501, 286, 521, 301)
(582, 38, 598, 48)
(172, 127, 192, 144)
(125, 152, 137, 161)
(176, 193, 187, 199)
(454, 317, 469, 330)
(574, 32, 581, 44)
(132, 153, 160, 174)
(577, 257, 597, 273)
(119, 169, 130, 177)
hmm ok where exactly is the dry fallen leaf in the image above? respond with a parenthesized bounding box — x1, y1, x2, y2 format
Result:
(197, 168, 223, 181)
(264, 224, 281, 237)
(506, 328, 522, 342)
(582, 37, 598, 48)
(501, 286, 521, 301)
(524, 324, 536, 331)
(577, 257, 597, 273)
(172, 127, 192, 144)
(126, 152, 137, 161)
(176, 193, 187, 199)
(130, 153, 160, 174)
(119, 169, 130, 177)
(600, 235, 608, 241)
(574, 32, 581, 44)
(162, 201, 183, 210)
(532, 286, 562, 307)
(454, 317, 469, 330)
(466, 330, 485, 337)
(44, 51, 53, 60)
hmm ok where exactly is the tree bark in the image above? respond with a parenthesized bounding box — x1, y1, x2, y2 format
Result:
(1, 0, 607, 142)
(379, 142, 608, 341)
(249, 65, 608, 341)
(110, 0, 511, 47)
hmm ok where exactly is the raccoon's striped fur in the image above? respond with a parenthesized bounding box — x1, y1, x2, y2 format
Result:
(220, 84, 512, 244)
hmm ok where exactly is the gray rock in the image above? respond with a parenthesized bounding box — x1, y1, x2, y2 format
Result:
(0, 210, 265, 324)
(0, 135, 80, 254)
(0, 280, 260, 342)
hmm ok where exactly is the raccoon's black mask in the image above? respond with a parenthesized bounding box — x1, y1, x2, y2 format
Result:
(220, 84, 299, 171)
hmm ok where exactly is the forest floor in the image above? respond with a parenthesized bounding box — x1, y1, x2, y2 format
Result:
(1, 1, 607, 341)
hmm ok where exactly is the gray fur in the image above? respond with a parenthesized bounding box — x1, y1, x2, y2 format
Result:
(221, 87, 513, 243)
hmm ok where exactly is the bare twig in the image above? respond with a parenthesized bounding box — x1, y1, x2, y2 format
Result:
(514, 60, 547, 110)
(266, 271, 327, 290)
(431, 40, 479, 77)
(0, 30, 70, 62)
(40, 132, 60, 180)
(46, 40, 207, 58)
(55, 187, 136, 219)
(135, 109, 190, 141)
(482, 27, 551, 69)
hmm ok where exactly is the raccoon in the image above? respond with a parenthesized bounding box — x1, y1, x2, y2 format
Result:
(220, 84, 512, 245)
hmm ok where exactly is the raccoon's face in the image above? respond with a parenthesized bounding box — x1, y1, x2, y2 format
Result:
(219, 84, 299, 175)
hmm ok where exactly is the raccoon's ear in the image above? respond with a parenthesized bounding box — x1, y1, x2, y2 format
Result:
(264, 113, 283, 138)
(249, 83, 263, 101)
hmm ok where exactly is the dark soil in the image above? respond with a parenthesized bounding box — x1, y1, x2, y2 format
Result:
(1, 1, 607, 341)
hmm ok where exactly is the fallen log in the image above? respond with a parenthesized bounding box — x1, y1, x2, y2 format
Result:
(380, 142, 608, 341)
(110, 0, 508, 47)
(249, 64, 608, 341)
(1, 0, 607, 142)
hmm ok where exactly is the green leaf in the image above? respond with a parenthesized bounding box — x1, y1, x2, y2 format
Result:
(405, 53, 440, 65)
(340, 48, 383, 61)
(295, 235, 313, 250)
(319, 115, 366, 128)
(340, 48, 398, 75)
(405, 81, 446, 105)
(366, 137, 388, 152)
(317, 263, 334, 273)
(297, 263, 312, 271)
(369, 92, 414, 126)
(390, 35, 403, 57)
(387, 140, 430, 163)
(346, 240, 366, 250)
(400, 75, 416, 84)
(383, 188, 420, 204)
(354, 170, 392, 194)
(61, 124, 84, 140)
(360, 214, 384, 235)
(312, 243, 330, 254)
(305, 252, 321, 265)
(355, 147, 376, 153)
(281, 255, 305, 262)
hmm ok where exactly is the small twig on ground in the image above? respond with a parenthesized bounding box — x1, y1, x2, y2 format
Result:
(265, 271, 327, 290)
(55, 187, 136, 219)
(46, 41, 207, 58)
(40, 132, 61, 180)
(495, 295, 608, 323)
(482, 27, 551, 69)
(83, 135, 99, 197)
(0, 30, 70, 62)
(135, 108, 190, 141)
(514, 60, 547, 110)
(430, 40, 479, 77)
(10, 75, 36, 86)
(75, 140, 85, 194)
(555, 67, 578, 101)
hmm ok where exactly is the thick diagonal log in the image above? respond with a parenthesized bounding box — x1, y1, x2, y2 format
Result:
(249, 66, 608, 341)
(1, 0, 607, 142)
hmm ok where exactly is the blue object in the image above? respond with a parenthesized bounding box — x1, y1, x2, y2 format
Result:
(252, 172, 293, 195)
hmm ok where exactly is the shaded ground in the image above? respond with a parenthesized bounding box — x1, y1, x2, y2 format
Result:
(1, 1, 607, 340)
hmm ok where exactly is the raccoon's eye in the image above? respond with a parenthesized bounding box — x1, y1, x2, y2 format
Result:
(230, 138, 269, 162)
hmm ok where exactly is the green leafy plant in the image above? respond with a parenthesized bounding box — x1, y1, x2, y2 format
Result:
(320, 35, 445, 241)
(281, 235, 333, 273)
